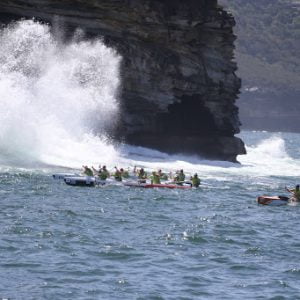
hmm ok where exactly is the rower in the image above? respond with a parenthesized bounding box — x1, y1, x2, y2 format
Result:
(93, 165, 110, 180)
(101, 165, 110, 179)
(158, 169, 168, 180)
(286, 185, 300, 201)
(174, 169, 185, 185)
(137, 168, 147, 183)
(114, 167, 122, 181)
(82, 165, 93, 177)
(120, 168, 129, 179)
(191, 173, 201, 187)
(178, 170, 185, 181)
(92, 165, 101, 176)
(150, 172, 161, 184)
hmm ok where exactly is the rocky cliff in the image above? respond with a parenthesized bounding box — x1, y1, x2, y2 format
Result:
(0, 0, 246, 162)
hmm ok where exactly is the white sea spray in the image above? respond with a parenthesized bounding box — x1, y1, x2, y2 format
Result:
(0, 20, 121, 168)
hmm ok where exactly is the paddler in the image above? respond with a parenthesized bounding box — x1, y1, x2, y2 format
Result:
(178, 170, 185, 181)
(82, 165, 93, 177)
(120, 168, 129, 179)
(286, 185, 300, 201)
(158, 169, 168, 180)
(93, 165, 110, 180)
(150, 171, 161, 184)
(101, 165, 110, 178)
(138, 168, 147, 183)
(113, 167, 122, 181)
(92, 165, 102, 176)
(98, 165, 110, 181)
(191, 173, 201, 188)
(174, 169, 185, 185)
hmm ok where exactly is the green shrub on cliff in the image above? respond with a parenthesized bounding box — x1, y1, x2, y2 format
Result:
(220, 0, 300, 90)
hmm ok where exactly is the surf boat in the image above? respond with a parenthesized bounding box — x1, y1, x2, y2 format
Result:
(124, 182, 192, 189)
(64, 176, 106, 187)
(257, 195, 289, 206)
(53, 173, 79, 180)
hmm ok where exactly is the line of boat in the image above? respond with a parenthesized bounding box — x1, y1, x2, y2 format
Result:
(53, 173, 193, 189)
(53, 173, 298, 203)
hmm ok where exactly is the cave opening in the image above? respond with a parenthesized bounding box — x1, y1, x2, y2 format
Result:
(157, 95, 218, 136)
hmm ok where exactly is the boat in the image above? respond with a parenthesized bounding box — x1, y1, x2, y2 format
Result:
(257, 195, 289, 206)
(64, 176, 96, 186)
(52, 173, 79, 180)
(64, 176, 106, 187)
(124, 182, 192, 189)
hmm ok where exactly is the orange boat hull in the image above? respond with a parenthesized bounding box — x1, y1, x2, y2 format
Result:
(257, 195, 289, 206)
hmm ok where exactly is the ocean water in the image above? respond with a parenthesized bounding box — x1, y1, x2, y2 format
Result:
(1, 131, 300, 300)
(0, 20, 300, 300)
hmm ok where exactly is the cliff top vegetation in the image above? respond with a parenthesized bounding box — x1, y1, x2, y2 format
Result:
(220, 0, 300, 91)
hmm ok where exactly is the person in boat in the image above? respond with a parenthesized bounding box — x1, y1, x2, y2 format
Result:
(173, 170, 179, 181)
(150, 171, 161, 184)
(158, 169, 168, 180)
(98, 165, 110, 181)
(120, 168, 129, 179)
(113, 167, 122, 181)
(178, 170, 185, 181)
(92, 165, 110, 180)
(82, 165, 93, 177)
(191, 173, 201, 188)
(137, 168, 147, 183)
(101, 165, 110, 178)
(174, 169, 185, 185)
(92, 165, 101, 176)
(286, 185, 300, 201)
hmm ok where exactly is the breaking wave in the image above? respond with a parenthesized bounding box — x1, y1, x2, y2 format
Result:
(0, 20, 121, 168)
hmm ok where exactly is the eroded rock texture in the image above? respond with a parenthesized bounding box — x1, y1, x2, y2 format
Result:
(0, 0, 246, 161)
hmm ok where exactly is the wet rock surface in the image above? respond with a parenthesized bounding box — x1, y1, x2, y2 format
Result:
(0, 0, 246, 161)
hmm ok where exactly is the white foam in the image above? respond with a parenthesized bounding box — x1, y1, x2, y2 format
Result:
(238, 134, 299, 176)
(0, 20, 121, 168)
(117, 133, 300, 179)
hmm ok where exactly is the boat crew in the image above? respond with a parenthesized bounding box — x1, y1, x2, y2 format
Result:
(150, 172, 161, 184)
(82, 165, 93, 177)
(114, 167, 122, 181)
(92, 165, 101, 176)
(174, 169, 185, 185)
(92, 165, 110, 180)
(158, 169, 168, 180)
(286, 185, 300, 201)
(101, 165, 110, 179)
(191, 173, 201, 187)
(178, 170, 185, 181)
(120, 168, 129, 179)
(137, 168, 147, 183)
(98, 165, 110, 181)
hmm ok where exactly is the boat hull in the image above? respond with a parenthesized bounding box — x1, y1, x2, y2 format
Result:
(64, 176, 96, 187)
(257, 195, 289, 206)
(53, 173, 78, 180)
(124, 182, 192, 189)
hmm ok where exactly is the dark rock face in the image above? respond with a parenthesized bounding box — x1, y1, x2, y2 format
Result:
(0, 0, 246, 162)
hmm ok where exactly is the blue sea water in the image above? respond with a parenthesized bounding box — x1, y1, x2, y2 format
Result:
(0, 131, 300, 300)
